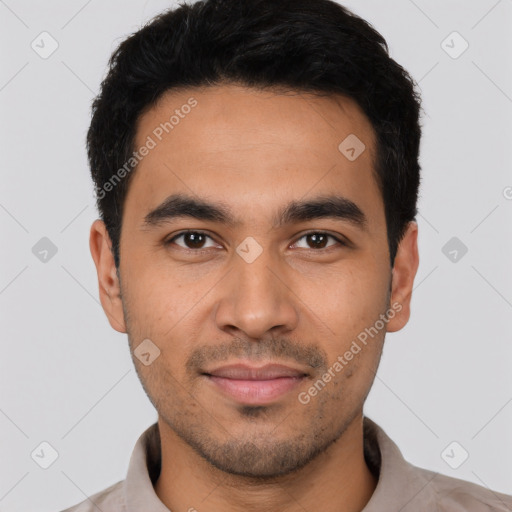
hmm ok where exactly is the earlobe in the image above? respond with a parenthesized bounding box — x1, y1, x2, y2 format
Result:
(386, 221, 419, 333)
(89, 219, 127, 333)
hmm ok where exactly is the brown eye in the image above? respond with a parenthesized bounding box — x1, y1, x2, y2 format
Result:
(166, 231, 217, 250)
(306, 233, 328, 249)
(293, 232, 344, 250)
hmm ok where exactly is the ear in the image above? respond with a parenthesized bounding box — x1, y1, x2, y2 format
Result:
(386, 221, 419, 333)
(89, 219, 127, 333)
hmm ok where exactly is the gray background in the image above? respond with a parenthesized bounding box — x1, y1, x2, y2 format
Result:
(1, 0, 511, 510)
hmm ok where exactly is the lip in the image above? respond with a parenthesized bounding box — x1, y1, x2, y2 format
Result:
(203, 363, 308, 405)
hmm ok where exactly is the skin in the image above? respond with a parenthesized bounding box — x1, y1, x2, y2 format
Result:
(90, 84, 419, 512)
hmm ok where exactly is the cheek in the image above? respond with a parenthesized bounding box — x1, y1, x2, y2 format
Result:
(304, 264, 388, 334)
(121, 271, 206, 367)
(315, 334, 383, 419)
(304, 266, 389, 390)
(122, 261, 202, 327)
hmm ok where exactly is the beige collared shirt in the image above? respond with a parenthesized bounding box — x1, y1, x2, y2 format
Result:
(60, 416, 512, 511)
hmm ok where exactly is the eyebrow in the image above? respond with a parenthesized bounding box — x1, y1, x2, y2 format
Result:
(141, 193, 368, 232)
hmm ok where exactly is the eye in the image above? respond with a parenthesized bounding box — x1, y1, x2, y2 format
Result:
(291, 232, 345, 250)
(166, 231, 219, 250)
(165, 230, 347, 253)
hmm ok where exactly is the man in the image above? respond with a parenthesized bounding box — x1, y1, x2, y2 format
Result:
(62, 0, 512, 510)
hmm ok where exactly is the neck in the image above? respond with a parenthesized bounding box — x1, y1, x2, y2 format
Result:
(154, 413, 378, 512)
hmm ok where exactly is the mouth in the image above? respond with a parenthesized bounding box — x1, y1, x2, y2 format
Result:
(202, 363, 309, 405)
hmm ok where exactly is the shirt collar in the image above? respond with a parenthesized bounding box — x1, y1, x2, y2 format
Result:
(361, 416, 439, 511)
(124, 420, 168, 512)
(124, 416, 438, 511)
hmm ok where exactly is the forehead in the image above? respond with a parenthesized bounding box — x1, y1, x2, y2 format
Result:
(125, 84, 385, 233)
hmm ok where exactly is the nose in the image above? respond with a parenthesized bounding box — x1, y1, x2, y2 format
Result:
(214, 245, 299, 340)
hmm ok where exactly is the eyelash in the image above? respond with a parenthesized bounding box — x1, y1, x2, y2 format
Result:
(164, 230, 347, 253)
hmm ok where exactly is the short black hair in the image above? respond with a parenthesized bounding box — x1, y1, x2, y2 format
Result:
(87, 0, 423, 269)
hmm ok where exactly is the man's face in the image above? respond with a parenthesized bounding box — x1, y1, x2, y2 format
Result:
(91, 84, 417, 478)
